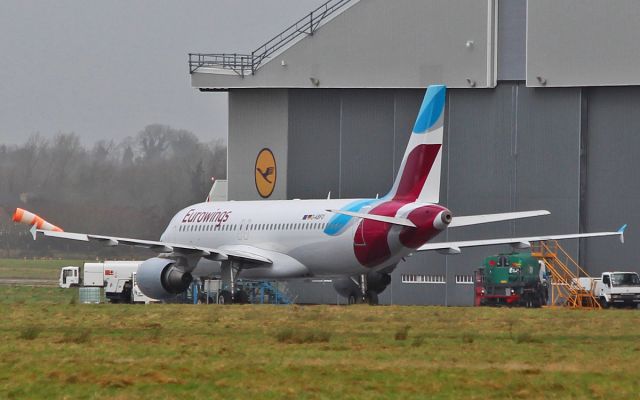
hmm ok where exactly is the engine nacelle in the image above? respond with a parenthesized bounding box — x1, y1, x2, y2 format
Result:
(136, 257, 192, 300)
(367, 271, 391, 293)
(332, 276, 359, 298)
(332, 271, 392, 298)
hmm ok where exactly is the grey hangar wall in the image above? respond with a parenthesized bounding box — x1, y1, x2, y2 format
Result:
(194, 0, 640, 305)
(227, 84, 635, 305)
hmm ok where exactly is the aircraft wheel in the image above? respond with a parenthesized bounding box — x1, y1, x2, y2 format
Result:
(347, 293, 358, 305)
(219, 290, 232, 305)
(365, 291, 379, 305)
(234, 290, 249, 304)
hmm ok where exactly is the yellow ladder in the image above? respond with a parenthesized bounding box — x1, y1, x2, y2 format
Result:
(530, 240, 601, 309)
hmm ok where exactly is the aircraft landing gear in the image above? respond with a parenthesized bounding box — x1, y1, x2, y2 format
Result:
(218, 290, 233, 304)
(365, 290, 379, 305)
(354, 274, 380, 305)
(334, 271, 389, 305)
(219, 260, 248, 304)
(234, 290, 249, 304)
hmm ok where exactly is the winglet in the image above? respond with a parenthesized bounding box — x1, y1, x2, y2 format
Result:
(30, 224, 38, 240)
(618, 224, 628, 243)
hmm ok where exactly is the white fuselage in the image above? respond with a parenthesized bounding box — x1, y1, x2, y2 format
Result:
(159, 198, 437, 280)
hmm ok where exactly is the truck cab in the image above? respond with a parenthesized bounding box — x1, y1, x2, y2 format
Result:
(59, 266, 80, 288)
(596, 272, 640, 308)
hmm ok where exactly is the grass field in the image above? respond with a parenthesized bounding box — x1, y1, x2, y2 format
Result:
(0, 258, 87, 281)
(1, 286, 640, 399)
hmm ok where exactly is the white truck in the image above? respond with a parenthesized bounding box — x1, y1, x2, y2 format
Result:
(577, 272, 640, 308)
(59, 261, 158, 304)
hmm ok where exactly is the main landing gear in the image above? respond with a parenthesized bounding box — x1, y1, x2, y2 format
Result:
(219, 260, 249, 304)
(335, 271, 391, 305)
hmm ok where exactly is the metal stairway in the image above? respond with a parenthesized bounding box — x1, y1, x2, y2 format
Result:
(530, 240, 601, 309)
(189, 0, 356, 75)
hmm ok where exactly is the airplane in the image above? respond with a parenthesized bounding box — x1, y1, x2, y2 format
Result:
(30, 85, 626, 304)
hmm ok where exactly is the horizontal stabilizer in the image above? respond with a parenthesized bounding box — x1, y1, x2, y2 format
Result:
(326, 209, 416, 227)
(449, 210, 550, 228)
(417, 227, 626, 254)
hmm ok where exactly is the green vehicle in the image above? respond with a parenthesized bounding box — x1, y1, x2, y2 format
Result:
(475, 253, 549, 307)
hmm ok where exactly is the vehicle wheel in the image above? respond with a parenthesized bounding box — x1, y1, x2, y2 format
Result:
(365, 291, 379, 305)
(535, 293, 544, 308)
(600, 297, 610, 309)
(219, 290, 232, 305)
(234, 290, 249, 304)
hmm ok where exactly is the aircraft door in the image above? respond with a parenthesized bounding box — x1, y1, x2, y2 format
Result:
(243, 219, 251, 240)
(238, 219, 245, 240)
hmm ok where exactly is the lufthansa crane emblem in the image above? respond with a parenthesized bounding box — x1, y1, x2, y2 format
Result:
(255, 148, 277, 198)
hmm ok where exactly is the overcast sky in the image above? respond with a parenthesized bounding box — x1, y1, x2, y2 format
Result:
(0, 0, 324, 145)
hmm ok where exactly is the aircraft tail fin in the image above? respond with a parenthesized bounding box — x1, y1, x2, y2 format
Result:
(206, 179, 228, 202)
(386, 85, 446, 203)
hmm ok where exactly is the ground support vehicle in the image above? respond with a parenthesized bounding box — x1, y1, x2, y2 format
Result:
(475, 253, 549, 308)
(59, 261, 157, 303)
(577, 272, 640, 308)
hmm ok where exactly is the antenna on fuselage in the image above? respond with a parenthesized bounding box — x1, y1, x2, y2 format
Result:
(327, 191, 331, 200)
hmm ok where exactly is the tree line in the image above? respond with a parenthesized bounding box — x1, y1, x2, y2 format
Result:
(0, 124, 226, 258)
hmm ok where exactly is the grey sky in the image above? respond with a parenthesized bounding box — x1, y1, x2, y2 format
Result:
(0, 0, 323, 145)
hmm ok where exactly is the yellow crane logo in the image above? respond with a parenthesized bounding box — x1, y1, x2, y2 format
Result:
(255, 148, 277, 198)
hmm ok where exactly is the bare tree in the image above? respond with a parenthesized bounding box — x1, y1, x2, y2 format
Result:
(1, 126, 227, 258)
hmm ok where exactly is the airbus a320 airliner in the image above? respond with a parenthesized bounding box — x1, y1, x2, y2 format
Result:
(31, 85, 625, 304)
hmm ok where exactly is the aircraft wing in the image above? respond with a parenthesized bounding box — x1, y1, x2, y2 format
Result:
(417, 225, 627, 254)
(30, 226, 271, 265)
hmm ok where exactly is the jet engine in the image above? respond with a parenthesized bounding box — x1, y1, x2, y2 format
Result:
(136, 257, 192, 300)
(366, 271, 392, 293)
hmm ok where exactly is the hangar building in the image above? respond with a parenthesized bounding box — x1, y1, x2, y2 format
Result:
(189, 0, 640, 305)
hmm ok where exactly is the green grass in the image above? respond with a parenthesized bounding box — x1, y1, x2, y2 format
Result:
(0, 287, 639, 399)
(0, 258, 87, 280)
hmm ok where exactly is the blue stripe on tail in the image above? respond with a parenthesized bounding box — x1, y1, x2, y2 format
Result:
(412, 85, 446, 134)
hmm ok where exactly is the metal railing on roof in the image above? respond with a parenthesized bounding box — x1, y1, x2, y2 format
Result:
(189, 0, 354, 76)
